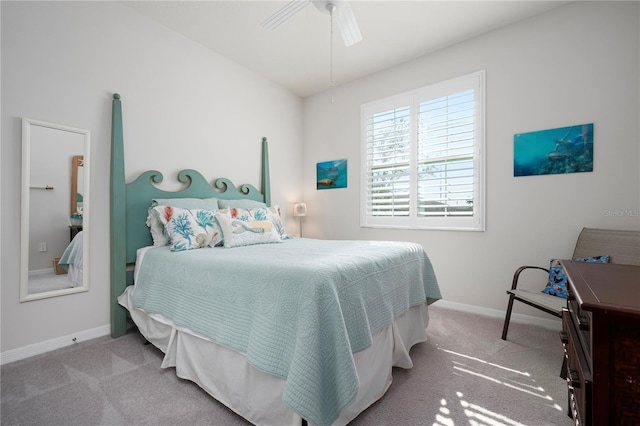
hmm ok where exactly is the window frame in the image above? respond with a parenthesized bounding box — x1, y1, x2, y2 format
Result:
(360, 70, 486, 231)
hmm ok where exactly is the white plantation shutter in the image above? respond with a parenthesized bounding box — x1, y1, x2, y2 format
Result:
(364, 104, 411, 217)
(417, 89, 475, 217)
(361, 71, 485, 231)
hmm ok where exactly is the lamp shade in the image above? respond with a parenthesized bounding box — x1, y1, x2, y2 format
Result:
(293, 202, 308, 217)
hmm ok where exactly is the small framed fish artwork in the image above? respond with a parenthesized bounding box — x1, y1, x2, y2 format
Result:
(317, 159, 347, 190)
(514, 123, 594, 177)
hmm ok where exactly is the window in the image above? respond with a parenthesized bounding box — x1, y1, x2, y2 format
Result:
(361, 71, 485, 231)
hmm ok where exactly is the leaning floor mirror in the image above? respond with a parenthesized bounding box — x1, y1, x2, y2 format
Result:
(20, 118, 90, 302)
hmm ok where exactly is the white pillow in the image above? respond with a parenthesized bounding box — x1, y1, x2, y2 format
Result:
(217, 199, 267, 209)
(153, 197, 219, 210)
(215, 208, 282, 248)
(146, 208, 169, 246)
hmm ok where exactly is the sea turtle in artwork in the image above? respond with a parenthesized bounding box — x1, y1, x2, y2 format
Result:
(547, 125, 592, 161)
(317, 178, 336, 187)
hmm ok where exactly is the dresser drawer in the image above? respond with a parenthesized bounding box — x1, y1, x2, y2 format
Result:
(562, 310, 592, 426)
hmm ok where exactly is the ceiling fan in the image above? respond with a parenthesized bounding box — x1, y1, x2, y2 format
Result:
(261, 0, 363, 47)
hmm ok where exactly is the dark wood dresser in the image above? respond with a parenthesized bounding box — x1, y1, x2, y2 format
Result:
(560, 260, 640, 426)
(68, 225, 82, 242)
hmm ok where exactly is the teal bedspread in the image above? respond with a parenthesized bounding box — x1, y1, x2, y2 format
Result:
(58, 231, 83, 270)
(132, 238, 440, 425)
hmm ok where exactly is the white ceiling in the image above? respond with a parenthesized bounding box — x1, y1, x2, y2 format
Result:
(124, 1, 569, 98)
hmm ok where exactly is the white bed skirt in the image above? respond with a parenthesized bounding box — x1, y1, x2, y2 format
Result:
(119, 287, 430, 426)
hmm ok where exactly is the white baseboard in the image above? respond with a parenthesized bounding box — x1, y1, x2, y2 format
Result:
(29, 267, 54, 276)
(1, 302, 560, 365)
(434, 299, 562, 331)
(1, 324, 111, 366)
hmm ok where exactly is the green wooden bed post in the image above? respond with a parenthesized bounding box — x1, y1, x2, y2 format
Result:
(262, 137, 271, 207)
(110, 94, 127, 337)
(109, 94, 272, 338)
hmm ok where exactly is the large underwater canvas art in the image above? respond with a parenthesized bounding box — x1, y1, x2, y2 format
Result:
(317, 159, 347, 189)
(514, 123, 593, 177)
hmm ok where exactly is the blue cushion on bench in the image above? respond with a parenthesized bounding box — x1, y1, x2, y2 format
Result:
(543, 255, 610, 298)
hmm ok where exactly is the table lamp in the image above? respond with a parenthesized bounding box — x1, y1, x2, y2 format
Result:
(293, 202, 308, 237)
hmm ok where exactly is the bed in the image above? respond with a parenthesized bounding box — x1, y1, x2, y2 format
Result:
(109, 94, 441, 426)
(58, 230, 83, 287)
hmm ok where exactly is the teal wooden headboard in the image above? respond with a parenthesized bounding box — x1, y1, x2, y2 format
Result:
(110, 94, 271, 337)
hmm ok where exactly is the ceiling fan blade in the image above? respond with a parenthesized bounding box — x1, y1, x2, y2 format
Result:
(334, 1, 362, 47)
(261, 0, 311, 30)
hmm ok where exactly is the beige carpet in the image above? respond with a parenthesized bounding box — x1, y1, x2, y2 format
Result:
(1, 305, 572, 425)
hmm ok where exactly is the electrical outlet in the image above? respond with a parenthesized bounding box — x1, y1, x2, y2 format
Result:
(38, 242, 47, 252)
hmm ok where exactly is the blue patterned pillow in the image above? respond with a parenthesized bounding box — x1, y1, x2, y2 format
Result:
(543, 255, 610, 298)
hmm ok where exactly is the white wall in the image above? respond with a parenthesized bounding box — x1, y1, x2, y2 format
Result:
(1, 2, 303, 356)
(2, 0, 638, 361)
(303, 2, 640, 318)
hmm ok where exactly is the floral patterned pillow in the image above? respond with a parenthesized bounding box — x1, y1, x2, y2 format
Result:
(543, 255, 610, 298)
(153, 206, 222, 251)
(146, 197, 219, 246)
(215, 207, 282, 248)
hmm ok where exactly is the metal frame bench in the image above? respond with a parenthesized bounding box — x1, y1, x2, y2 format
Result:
(501, 227, 640, 340)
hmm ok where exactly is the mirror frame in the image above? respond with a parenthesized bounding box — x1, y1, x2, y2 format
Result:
(20, 118, 91, 302)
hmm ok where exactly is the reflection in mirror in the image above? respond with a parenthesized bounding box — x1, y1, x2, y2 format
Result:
(20, 118, 90, 302)
(70, 155, 84, 216)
